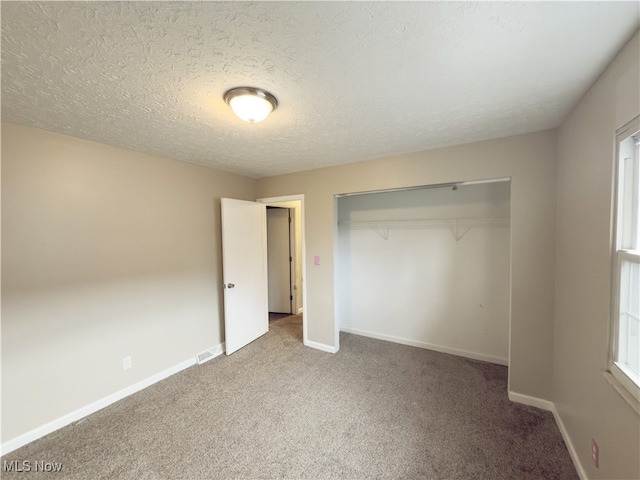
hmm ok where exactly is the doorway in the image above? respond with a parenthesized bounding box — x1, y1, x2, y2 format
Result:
(258, 195, 306, 344)
(267, 206, 293, 315)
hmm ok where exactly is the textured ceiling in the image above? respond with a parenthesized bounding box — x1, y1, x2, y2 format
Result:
(2, 2, 639, 178)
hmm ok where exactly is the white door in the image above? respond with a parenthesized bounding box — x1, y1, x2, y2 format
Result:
(267, 208, 292, 313)
(221, 198, 269, 355)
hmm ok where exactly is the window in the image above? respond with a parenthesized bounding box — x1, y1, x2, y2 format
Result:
(610, 116, 640, 407)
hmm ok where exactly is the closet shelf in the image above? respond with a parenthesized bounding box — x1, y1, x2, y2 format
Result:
(338, 216, 509, 226)
(338, 216, 510, 241)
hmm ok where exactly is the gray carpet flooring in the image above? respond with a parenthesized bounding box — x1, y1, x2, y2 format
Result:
(2, 314, 578, 479)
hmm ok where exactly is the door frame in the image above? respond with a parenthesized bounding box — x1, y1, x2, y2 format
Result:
(257, 194, 307, 346)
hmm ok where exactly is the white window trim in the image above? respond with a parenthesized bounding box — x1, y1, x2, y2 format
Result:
(608, 115, 640, 415)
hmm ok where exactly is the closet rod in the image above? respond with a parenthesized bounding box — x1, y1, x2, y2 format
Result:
(335, 177, 510, 198)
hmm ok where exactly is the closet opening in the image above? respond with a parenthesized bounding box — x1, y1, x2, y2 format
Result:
(336, 178, 511, 366)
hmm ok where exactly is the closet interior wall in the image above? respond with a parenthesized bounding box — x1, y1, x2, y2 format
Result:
(337, 181, 511, 365)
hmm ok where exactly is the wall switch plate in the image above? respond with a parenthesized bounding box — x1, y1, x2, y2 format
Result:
(591, 438, 599, 468)
(123, 356, 132, 370)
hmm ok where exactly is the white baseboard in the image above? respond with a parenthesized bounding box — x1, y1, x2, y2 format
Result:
(297, 307, 304, 314)
(304, 339, 338, 354)
(508, 391, 554, 411)
(341, 327, 508, 366)
(1, 344, 224, 456)
(508, 392, 586, 480)
(551, 405, 588, 480)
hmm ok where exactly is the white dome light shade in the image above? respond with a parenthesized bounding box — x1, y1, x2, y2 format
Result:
(224, 87, 278, 124)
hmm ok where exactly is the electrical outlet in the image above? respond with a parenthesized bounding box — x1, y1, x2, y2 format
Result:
(591, 438, 599, 468)
(123, 356, 132, 370)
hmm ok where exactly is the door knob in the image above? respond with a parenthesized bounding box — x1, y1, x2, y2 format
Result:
(227, 283, 235, 289)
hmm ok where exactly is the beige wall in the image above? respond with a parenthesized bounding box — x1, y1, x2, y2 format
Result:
(257, 129, 557, 400)
(1, 123, 257, 442)
(555, 31, 639, 480)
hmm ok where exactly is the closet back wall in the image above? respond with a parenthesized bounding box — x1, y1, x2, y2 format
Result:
(337, 182, 511, 365)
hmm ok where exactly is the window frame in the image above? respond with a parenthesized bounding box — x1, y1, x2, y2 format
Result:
(607, 115, 640, 414)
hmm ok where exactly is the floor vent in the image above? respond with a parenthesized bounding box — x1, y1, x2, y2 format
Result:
(196, 345, 222, 365)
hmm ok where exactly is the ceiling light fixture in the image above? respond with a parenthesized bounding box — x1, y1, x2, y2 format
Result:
(224, 87, 278, 124)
